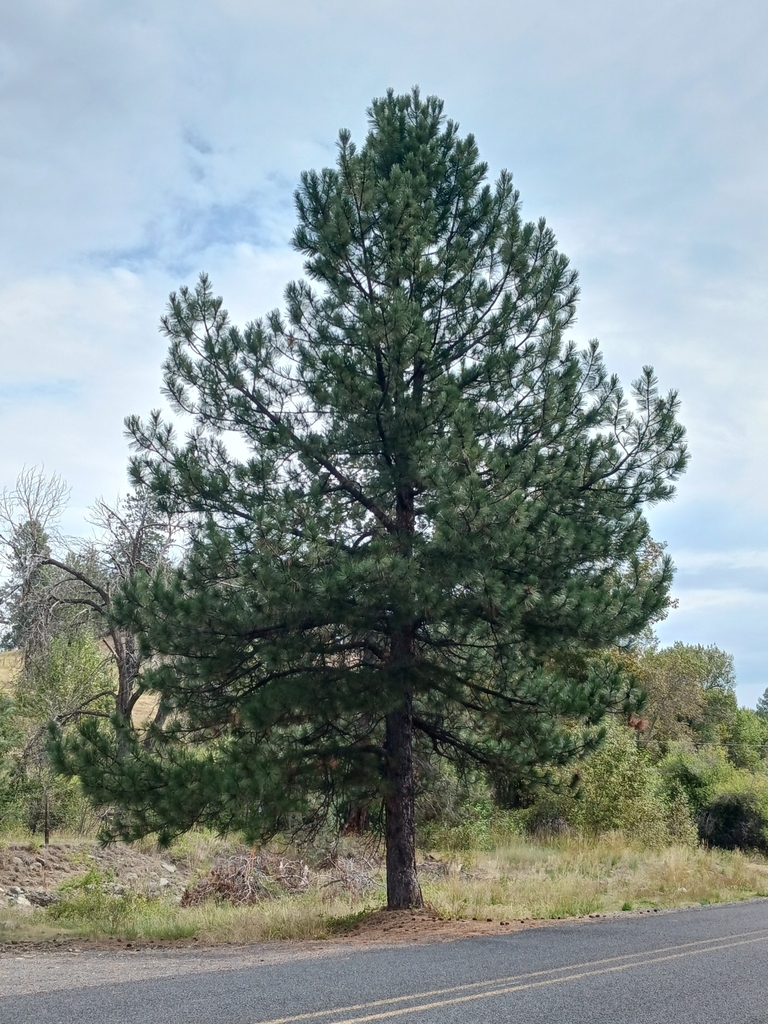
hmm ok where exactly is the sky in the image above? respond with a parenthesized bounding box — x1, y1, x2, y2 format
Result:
(1, 0, 767, 703)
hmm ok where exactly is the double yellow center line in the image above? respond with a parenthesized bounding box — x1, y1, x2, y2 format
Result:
(255, 927, 768, 1024)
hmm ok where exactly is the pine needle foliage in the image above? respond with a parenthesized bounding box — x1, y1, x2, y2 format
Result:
(55, 90, 687, 908)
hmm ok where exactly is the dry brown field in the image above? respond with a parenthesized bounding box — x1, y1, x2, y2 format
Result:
(0, 650, 20, 691)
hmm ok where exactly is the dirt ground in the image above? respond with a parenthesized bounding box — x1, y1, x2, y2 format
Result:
(334, 907, 548, 942)
(0, 912, 552, 957)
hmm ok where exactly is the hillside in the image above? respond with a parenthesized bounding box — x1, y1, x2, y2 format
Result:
(0, 651, 20, 691)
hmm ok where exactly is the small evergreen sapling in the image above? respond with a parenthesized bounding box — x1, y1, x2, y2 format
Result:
(56, 90, 687, 909)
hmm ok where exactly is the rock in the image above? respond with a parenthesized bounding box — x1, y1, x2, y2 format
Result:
(159, 877, 171, 888)
(161, 862, 176, 873)
(13, 895, 32, 908)
(26, 891, 57, 907)
(125, 872, 138, 882)
(10, 858, 23, 867)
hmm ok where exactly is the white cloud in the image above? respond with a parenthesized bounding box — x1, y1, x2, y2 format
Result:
(673, 550, 768, 572)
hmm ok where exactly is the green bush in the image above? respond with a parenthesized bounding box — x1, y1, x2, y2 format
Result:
(523, 723, 698, 847)
(525, 799, 574, 839)
(419, 805, 526, 851)
(658, 745, 749, 815)
(726, 709, 768, 771)
(568, 723, 683, 846)
(49, 869, 144, 931)
(0, 692, 20, 827)
(698, 790, 768, 853)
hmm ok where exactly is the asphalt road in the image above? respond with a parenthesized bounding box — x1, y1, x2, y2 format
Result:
(3, 900, 768, 1024)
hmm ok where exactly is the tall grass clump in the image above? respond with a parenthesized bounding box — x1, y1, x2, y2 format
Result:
(420, 834, 768, 923)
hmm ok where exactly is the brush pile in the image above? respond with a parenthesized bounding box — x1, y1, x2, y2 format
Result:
(181, 850, 309, 906)
(181, 849, 380, 906)
(319, 854, 380, 896)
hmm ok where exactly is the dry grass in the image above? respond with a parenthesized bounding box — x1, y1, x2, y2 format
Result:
(423, 834, 768, 921)
(0, 651, 20, 691)
(3, 833, 768, 946)
(1, 891, 371, 944)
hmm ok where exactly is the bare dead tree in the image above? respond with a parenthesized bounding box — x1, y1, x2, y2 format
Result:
(0, 467, 70, 661)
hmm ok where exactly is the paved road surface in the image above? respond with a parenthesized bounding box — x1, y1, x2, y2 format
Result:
(3, 900, 768, 1023)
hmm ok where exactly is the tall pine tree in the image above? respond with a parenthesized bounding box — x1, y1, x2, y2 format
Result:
(57, 90, 687, 909)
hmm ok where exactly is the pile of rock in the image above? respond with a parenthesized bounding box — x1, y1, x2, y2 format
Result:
(0, 884, 56, 910)
(0, 842, 188, 911)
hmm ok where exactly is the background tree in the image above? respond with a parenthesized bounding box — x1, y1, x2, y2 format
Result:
(632, 643, 737, 753)
(0, 470, 182, 838)
(0, 468, 181, 724)
(0, 468, 69, 660)
(57, 89, 687, 909)
(725, 707, 768, 771)
(12, 632, 113, 842)
(0, 690, 20, 828)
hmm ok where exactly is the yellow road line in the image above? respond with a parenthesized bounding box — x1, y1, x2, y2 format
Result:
(327, 934, 768, 1024)
(254, 927, 768, 1024)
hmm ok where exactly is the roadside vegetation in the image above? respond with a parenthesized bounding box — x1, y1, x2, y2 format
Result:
(2, 830, 768, 945)
(4, 641, 768, 946)
(3, 504, 768, 944)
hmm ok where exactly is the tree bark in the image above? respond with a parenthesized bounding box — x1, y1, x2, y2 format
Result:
(384, 690, 423, 909)
(115, 630, 140, 720)
(383, 467, 422, 909)
(43, 789, 50, 846)
(342, 804, 369, 835)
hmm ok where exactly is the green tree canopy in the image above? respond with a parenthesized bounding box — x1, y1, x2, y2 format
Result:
(633, 642, 738, 752)
(56, 89, 687, 908)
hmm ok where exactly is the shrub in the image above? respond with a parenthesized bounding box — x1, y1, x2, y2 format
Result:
(522, 723, 698, 848)
(49, 869, 144, 931)
(726, 709, 768, 771)
(419, 804, 525, 852)
(567, 723, 677, 847)
(525, 800, 574, 840)
(657, 745, 742, 816)
(698, 790, 768, 854)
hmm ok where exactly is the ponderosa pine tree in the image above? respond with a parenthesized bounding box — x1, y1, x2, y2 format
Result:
(56, 90, 688, 909)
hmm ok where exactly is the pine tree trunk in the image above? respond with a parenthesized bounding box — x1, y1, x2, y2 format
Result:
(383, 481, 423, 910)
(384, 690, 423, 910)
